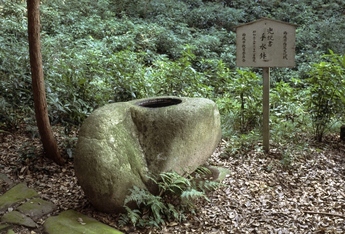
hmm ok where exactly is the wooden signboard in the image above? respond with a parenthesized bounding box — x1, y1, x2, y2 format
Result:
(236, 18, 297, 152)
(236, 17, 296, 68)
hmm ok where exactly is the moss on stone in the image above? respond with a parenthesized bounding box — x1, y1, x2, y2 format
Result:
(43, 210, 123, 234)
(74, 96, 221, 212)
(0, 183, 38, 212)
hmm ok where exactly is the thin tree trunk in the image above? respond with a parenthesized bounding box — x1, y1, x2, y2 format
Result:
(27, 0, 64, 165)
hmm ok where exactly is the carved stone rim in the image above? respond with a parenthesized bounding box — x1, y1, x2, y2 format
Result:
(135, 97, 182, 108)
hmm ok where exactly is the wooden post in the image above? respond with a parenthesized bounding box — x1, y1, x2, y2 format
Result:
(263, 67, 270, 153)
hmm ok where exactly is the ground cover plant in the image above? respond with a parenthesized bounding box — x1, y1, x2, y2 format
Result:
(118, 167, 221, 228)
(0, 0, 345, 232)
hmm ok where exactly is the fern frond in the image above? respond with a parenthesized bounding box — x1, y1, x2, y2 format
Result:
(118, 213, 129, 227)
(203, 180, 222, 191)
(181, 188, 206, 201)
(124, 186, 151, 206)
(147, 197, 167, 222)
(148, 216, 162, 228)
(167, 203, 183, 221)
(195, 166, 212, 177)
(194, 179, 222, 193)
(161, 172, 191, 187)
(121, 206, 142, 227)
(158, 171, 191, 193)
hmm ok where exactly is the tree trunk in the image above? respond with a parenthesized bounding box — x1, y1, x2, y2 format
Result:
(27, 0, 65, 165)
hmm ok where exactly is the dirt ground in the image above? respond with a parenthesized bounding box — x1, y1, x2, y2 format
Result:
(1, 126, 345, 233)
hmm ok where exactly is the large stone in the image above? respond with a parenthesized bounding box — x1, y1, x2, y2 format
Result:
(43, 210, 123, 234)
(74, 96, 221, 212)
(1, 211, 36, 228)
(16, 198, 57, 221)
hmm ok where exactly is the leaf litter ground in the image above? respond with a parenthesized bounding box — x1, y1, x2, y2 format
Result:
(0, 127, 345, 233)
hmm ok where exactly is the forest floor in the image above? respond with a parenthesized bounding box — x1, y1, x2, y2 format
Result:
(1, 125, 345, 233)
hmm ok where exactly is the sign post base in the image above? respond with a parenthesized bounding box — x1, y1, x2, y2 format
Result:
(263, 67, 270, 153)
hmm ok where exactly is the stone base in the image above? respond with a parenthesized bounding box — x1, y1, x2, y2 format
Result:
(74, 96, 221, 212)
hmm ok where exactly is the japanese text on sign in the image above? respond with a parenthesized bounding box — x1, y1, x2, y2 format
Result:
(236, 18, 296, 68)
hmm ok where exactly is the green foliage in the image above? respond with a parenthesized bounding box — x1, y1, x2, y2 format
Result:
(18, 141, 39, 161)
(220, 131, 261, 158)
(0, 1, 32, 128)
(44, 46, 150, 124)
(270, 78, 310, 143)
(146, 46, 213, 97)
(1, 0, 345, 147)
(0, 97, 18, 129)
(216, 68, 261, 135)
(279, 148, 295, 169)
(118, 168, 222, 228)
(156, 171, 192, 194)
(232, 69, 262, 133)
(185, 2, 244, 30)
(305, 51, 345, 141)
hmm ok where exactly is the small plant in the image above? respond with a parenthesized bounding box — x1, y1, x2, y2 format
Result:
(305, 51, 345, 141)
(220, 131, 261, 159)
(279, 143, 311, 170)
(118, 167, 223, 228)
(280, 150, 294, 169)
(18, 142, 39, 162)
(231, 69, 261, 133)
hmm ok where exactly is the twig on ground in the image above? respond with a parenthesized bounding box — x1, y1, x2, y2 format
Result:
(303, 211, 345, 219)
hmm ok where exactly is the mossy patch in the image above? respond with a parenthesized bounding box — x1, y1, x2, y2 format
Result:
(43, 210, 123, 234)
(1, 211, 36, 228)
(0, 183, 38, 212)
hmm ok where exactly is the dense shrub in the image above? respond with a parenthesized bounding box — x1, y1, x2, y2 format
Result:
(185, 2, 244, 30)
(0, 1, 32, 127)
(305, 51, 345, 141)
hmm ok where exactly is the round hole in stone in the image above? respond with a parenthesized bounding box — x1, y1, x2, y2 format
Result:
(136, 98, 182, 108)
